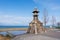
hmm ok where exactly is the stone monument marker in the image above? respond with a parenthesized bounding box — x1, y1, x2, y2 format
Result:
(27, 8, 45, 34)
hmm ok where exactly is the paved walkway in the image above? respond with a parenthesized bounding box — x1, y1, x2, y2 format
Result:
(41, 30, 60, 39)
(12, 30, 60, 40)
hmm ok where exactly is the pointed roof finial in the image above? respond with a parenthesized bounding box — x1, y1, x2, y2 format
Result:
(34, 7, 38, 11)
(32, 7, 39, 13)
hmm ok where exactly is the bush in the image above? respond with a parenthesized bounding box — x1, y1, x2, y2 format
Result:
(56, 26, 60, 29)
(5, 34, 12, 38)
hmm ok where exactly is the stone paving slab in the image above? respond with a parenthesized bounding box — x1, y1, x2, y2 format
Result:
(12, 34, 60, 40)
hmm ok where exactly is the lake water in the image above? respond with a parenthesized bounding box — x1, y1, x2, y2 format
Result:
(0, 26, 51, 28)
(0, 31, 26, 36)
(0, 26, 28, 35)
(0, 26, 50, 35)
(0, 26, 29, 28)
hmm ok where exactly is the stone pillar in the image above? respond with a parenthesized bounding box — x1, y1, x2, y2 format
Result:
(27, 8, 45, 34)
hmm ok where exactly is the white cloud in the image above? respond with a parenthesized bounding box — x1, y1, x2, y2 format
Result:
(33, 0, 60, 10)
(51, 6, 60, 10)
(0, 15, 32, 25)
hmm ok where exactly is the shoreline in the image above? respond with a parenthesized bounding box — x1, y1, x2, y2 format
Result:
(0, 28, 60, 32)
(0, 28, 28, 32)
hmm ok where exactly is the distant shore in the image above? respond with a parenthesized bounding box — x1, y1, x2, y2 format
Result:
(0, 28, 60, 32)
(0, 28, 28, 32)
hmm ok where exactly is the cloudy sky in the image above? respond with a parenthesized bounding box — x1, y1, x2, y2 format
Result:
(0, 0, 60, 26)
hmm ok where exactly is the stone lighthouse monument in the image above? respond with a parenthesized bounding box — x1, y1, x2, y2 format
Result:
(27, 8, 45, 34)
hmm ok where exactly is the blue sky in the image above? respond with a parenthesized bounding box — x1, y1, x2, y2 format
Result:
(0, 0, 60, 26)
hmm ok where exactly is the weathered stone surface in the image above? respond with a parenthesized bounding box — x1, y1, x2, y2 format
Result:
(12, 34, 60, 40)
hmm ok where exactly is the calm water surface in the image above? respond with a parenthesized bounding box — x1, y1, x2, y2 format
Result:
(0, 31, 26, 36)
